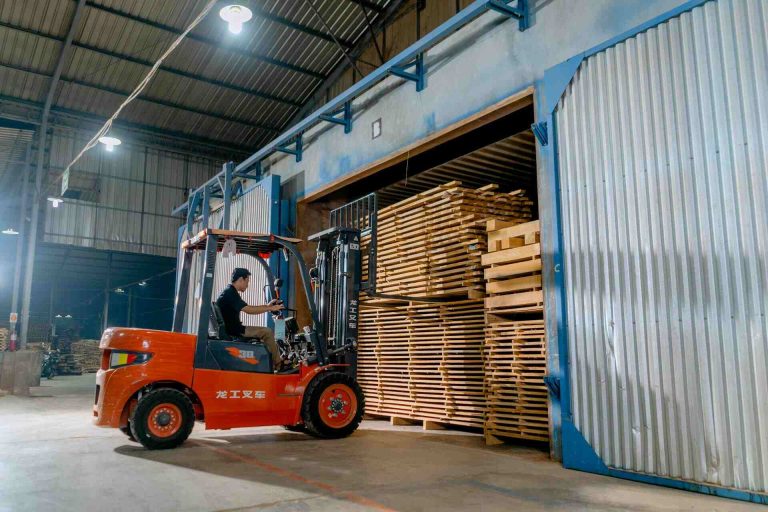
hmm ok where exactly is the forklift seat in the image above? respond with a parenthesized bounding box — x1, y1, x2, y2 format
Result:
(210, 302, 232, 341)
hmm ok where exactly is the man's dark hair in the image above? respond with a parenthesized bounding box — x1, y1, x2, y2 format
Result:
(231, 268, 251, 283)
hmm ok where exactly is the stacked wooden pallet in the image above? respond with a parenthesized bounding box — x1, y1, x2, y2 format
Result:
(358, 300, 486, 428)
(71, 340, 101, 373)
(482, 219, 548, 444)
(0, 328, 8, 351)
(484, 318, 548, 442)
(368, 182, 533, 299)
(481, 220, 543, 313)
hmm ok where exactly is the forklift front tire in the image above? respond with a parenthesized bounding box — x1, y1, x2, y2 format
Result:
(301, 371, 364, 439)
(130, 388, 195, 450)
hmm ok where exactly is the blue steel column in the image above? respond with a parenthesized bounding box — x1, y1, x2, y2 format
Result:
(222, 161, 234, 229)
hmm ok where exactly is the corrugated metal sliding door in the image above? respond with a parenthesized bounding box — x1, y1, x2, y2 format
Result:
(180, 176, 279, 333)
(556, 0, 767, 495)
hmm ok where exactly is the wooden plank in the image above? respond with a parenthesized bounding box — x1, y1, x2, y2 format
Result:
(486, 275, 542, 294)
(481, 243, 541, 266)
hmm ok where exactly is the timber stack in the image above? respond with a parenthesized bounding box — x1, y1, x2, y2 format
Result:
(358, 182, 533, 429)
(367, 182, 533, 299)
(481, 220, 549, 444)
(71, 339, 101, 373)
(358, 300, 486, 428)
(0, 328, 7, 351)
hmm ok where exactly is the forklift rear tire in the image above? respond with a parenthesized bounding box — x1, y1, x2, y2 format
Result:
(130, 388, 195, 450)
(301, 371, 364, 439)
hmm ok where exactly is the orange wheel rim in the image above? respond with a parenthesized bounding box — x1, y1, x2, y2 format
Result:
(147, 403, 182, 438)
(319, 384, 357, 429)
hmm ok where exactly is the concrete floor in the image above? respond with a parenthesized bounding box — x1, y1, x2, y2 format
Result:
(0, 375, 762, 512)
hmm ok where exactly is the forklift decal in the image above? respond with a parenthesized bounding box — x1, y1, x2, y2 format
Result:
(215, 390, 266, 399)
(225, 346, 260, 365)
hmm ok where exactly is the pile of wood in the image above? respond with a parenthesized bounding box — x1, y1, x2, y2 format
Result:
(71, 339, 101, 373)
(367, 182, 533, 299)
(56, 353, 83, 375)
(358, 299, 486, 428)
(484, 318, 548, 442)
(481, 220, 543, 313)
(482, 219, 548, 444)
(0, 328, 8, 351)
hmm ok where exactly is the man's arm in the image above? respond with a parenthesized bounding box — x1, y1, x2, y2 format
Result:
(242, 300, 283, 315)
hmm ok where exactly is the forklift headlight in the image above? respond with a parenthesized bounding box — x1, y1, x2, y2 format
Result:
(109, 351, 152, 369)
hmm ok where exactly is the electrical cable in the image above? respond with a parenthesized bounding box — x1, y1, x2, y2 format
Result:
(54, 0, 218, 186)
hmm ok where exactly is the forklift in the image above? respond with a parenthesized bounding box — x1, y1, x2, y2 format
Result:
(93, 225, 364, 450)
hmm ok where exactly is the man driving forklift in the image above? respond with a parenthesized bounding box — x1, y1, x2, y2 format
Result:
(216, 267, 285, 369)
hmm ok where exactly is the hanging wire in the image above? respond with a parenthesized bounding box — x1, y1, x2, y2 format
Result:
(54, 0, 218, 186)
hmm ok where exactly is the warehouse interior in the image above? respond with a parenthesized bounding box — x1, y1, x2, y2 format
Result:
(1, 1, 766, 511)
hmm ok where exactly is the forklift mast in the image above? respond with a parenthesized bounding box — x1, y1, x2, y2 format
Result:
(308, 227, 362, 372)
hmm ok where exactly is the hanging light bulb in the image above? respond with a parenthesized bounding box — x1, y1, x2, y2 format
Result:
(98, 136, 122, 152)
(2, 227, 19, 235)
(47, 197, 64, 208)
(219, 5, 252, 34)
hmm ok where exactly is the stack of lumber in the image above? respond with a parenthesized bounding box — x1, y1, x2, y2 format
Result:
(484, 318, 549, 442)
(366, 182, 533, 299)
(71, 339, 101, 373)
(481, 220, 543, 313)
(56, 352, 83, 375)
(358, 299, 486, 428)
(482, 219, 549, 444)
(0, 328, 8, 351)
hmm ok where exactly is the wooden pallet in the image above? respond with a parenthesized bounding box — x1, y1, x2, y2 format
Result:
(358, 299, 487, 429)
(484, 319, 549, 443)
(363, 182, 533, 298)
(481, 220, 543, 313)
(71, 339, 101, 373)
(0, 328, 8, 352)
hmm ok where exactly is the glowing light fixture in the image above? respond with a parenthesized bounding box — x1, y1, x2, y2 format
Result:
(2, 227, 19, 235)
(98, 136, 122, 152)
(47, 197, 64, 208)
(65, 314, 72, 318)
(55, 314, 62, 318)
(138, 281, 148, 287)
(115, 288, 125, 294)
(219, 5, 252, 34)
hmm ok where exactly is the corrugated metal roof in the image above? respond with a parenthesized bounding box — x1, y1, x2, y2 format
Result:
(0, 0, 395, 151)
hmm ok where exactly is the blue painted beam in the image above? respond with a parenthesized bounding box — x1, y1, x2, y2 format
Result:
(173, 0, 528, 215)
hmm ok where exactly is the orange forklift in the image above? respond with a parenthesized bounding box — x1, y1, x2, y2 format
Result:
(93, 226, 365, 449)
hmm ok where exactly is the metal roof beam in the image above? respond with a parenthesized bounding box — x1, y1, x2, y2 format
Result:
(0, 61, 280, 133)
(83, 1, 355, 50)
(349, 0, 384, 13)
(291, 0, 407, 123)
(0, 21, 312, 106)
(0, 94, 252, 157)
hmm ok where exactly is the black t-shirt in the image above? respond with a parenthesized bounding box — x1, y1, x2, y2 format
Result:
(215, 285, 247, 336)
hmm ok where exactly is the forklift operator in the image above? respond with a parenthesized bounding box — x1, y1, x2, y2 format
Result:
(216, 268, 284, 368)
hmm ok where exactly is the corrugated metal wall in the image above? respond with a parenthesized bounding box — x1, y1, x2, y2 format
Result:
(44, 129, 220, 257)
(182, 184, 273, 333)
(556, 0, 767, 493)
